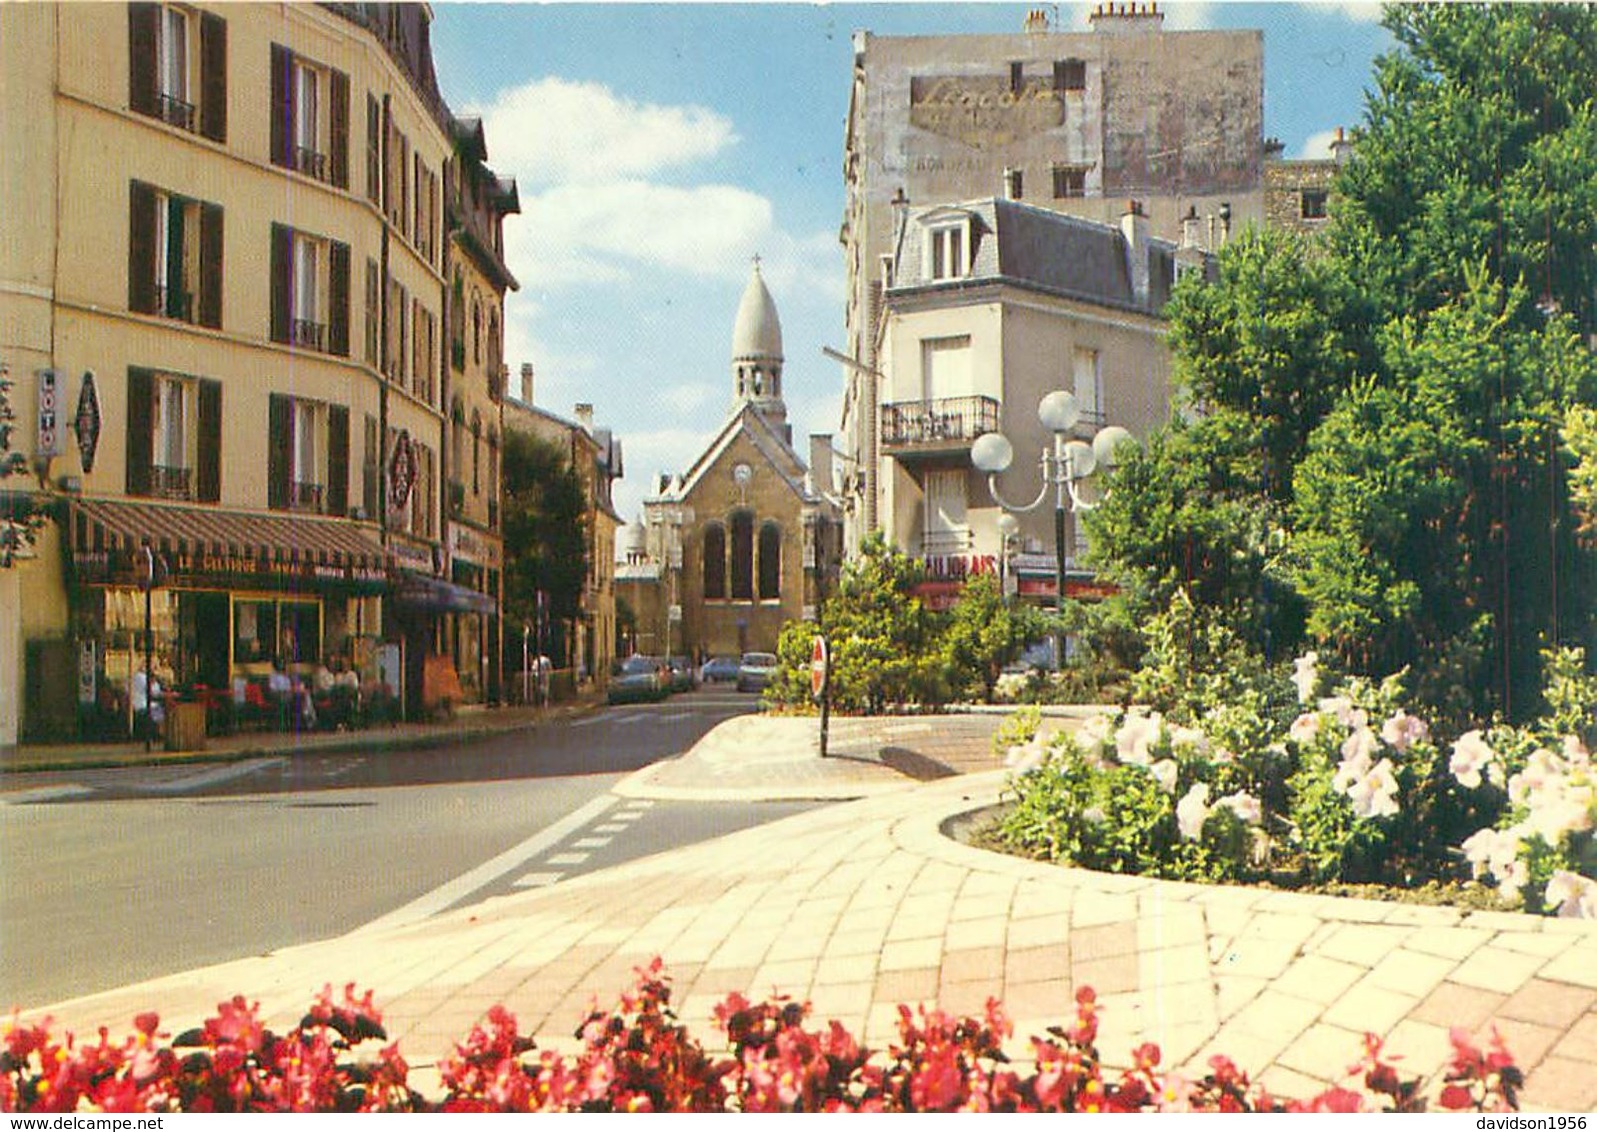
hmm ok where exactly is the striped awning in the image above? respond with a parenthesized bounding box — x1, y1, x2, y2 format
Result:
(67, 497, 387, 589)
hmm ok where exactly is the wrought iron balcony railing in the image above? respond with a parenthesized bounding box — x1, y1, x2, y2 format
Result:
(294, 146, 329, 182)
(881, 396, 1000, 453)
(158, 93, 195, 132)
(290, 480, 324, 512)
(150, 464, 193, 501)
(291, 318, 326, 351)
(153, 284, 194, 323)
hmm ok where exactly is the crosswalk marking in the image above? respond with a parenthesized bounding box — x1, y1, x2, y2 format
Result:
(513, 871, 566, 889)
(546, 851, 589, 866)
(572, 836, 611, 849)
(593, 823, 628, 834)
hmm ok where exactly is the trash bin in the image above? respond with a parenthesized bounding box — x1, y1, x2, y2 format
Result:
(166, 700, 209, 752)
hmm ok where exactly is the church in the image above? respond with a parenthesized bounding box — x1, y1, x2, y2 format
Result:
(618, 261, 841, 660)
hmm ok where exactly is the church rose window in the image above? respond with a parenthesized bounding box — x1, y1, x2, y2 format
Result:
(730, 510, 755, 600)
(758, 521, 781, 600)
(703, 522, 727, 599)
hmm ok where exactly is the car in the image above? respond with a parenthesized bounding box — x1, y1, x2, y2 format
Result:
(666, 656, 697, 693)
(736, 652, 778, 693)
(607, 655, 668, 704)
(700, 655, 741, 684)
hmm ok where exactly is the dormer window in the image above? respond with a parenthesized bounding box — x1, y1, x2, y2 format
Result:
(927, 220, 972, 281)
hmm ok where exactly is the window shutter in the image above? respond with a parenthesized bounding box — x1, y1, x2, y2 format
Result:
(326, 404, 350, 517)
(328, 240, 351, 356)
(269, 223, 291, 343)
(126, 368, 153, 496)
(366, 95, 381, 204)
(127, 180, 157, 314)
(197, 379, 222, 502)
(198, 202, 223, 329)
(127, 3, 158, 117)
(199, 12, 227, 142)
(269, 43, 292, 168)
(268, 394, 291, 510)
(329, 69, 350, 189)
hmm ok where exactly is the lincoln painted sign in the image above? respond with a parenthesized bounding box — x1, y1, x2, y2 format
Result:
(909, 74, 1064, 149)
(71, 544, 385, 591)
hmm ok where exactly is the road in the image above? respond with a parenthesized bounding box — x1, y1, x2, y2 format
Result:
(0, 689, 818, 1011)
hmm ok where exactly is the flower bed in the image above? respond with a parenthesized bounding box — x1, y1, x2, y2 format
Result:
(992, 649, 1596, 916)
(1, 960, 1520, 1113)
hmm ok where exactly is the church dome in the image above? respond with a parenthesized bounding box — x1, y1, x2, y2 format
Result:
(731, 259, 783, 362)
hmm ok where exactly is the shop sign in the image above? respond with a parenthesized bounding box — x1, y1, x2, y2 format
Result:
(71, 545, 385, 590)
(387, 539, 435, 575)
(449, 523, 501, 568)
(388, 430, 417, 513)
(37, 369, 61, 457)
(910, 580, 965, 612)
(1015, 577, 1120, 601)
(74, 371, 101, 472)
(77, 640, 97, 706)
(920, 553, 998, 581)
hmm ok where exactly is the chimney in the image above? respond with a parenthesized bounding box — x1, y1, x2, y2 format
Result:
(1120, 199, 1150, 305)
(519, 362, 534, 404)
(1180, 205, 1202, 250)
(1090, 1, 1164, 31)
(1329, 125, 1353, 164)
(1023, 7, 1050, 33)
(809, 434, 834, 495)
(574, 403, 594, 434)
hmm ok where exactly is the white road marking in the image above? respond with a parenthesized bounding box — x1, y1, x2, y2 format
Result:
(349, 793, 617, 934)
(568, 716, 608, 728)
(0, 785, 94, 806)
(513, 872, 566, 889)
(143, 757, 287, 794)
(593, 824, 629, 834)
(572, 836, 611, 849)
(656, 711, 694, 722)
(546, 852, 589, 866)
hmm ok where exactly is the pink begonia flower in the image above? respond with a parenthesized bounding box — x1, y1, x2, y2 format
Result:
(1291, 651, 1319, 704)
(1380, 710, 1430, 753)
(1344, 758, 1400, 819)
(1545, 871, 1597, 920)
(1169, 724, 1209, 756)
(1176, 782, 1211, 841)
(1217, 791, 1262, 825)
(1148, 758, 1179, 794)
(1317, 696, 1366, 730)
(1449, 730, 1499, 790)
(1341, 725, 1381, 766)
(1288, 712, 1321, 745)
(1115, 710, 1163, 766)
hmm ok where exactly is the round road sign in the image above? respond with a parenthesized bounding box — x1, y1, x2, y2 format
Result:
(811, 635, 829, 701)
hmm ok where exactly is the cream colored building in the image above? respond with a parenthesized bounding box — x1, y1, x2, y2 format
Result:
(0, 3, 511, 740)
(871, 196, 1204, 607)
(838, 7, 1262, 553)
(501, 370, 623, 687)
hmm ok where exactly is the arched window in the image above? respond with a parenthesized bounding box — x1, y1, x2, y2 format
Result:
(471, 410, 482, 495)
(472, 299, 482, 366)
(729, 510, 754, 600)
(702, 522, 726, 599)
(758, 521, 781, 600)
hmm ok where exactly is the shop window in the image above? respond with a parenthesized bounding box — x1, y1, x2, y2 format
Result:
(128, 3, 226, 142)
(758, 521, 781, 601)
(729, 510, 754, 601)
(269, 43, 348, 188)
(233, 597, 321, 666)
(270, 223, 350, 355)
(128, 180, 222, 328)
(702, 522, 726, 599)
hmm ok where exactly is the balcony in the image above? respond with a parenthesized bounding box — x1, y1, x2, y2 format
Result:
(158, 92, 195, 132)
(153, 285, 194, 324)
(881, 396, 1000, 461)
(289, 481, 324, 512)
(294, 146, 329, 183)
(291, 318, 326, 351)
(150, 464, 193, 501)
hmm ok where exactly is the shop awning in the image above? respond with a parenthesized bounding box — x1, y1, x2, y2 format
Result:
(390, 570, 498, 616)
(67, 498, 387, 590)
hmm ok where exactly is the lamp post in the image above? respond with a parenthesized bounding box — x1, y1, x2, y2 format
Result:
(971, 391, 1136, 668)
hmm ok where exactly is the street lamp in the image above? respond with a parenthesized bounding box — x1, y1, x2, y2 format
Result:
(971, 391, 1136, 667)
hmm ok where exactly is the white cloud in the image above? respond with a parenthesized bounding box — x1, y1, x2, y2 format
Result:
(661, 383, 720, 416)
(1296, 127, 1344, 160)
(471, 77, 738, 188)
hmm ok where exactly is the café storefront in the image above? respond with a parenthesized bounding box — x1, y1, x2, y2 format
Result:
(64, 498, 386, 734)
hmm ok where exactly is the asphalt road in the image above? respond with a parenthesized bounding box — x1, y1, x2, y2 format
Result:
(0, 689, 817, 1011)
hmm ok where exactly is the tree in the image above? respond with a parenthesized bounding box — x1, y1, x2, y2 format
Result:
(941, 572, 1050, 702)
(500, 431, 587, 670)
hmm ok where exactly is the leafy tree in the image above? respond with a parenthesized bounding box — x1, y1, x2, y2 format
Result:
(1567, 404, 1597, 541)
(941, 572, 1050, 701)
(500, 431, 587, 669)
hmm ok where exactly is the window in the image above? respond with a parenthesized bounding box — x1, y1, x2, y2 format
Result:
(928, 222, 968, 281)
(923, 470, 968, 555)
(270, 44, 348, 187)
(702, 523, 726, 598)
(758, 522, 781, 601)
(363, 258, 379, 366)
(1009, 61, 1023, 93)
(383, 278, 408, 383)
(362, 413, 379, 520)
(127, 180, 222, 327)
(125, 367, 221, 502)
(486, 433, 500, 531)
(471, 410, 482, 495)
(270, 224, 349, 354)
(365, 94, 380, 204)
(268, 394, 348, 514)
(1301, 189, 1329, 220)
(412, 298, 434, 403)
(450, 401, 466, 488)
(1054, 58, 1086, 92)
(1004, 167, 1023, 200)
(1052, 165, 1086, 199)
(472, 298, 482, 366)
(729, 510, 754, 601)
(921, 335, 972, 402)
(1072, 346, 1102, 424)
(233, 597, 320, 666)
(128, 3, 226, 141)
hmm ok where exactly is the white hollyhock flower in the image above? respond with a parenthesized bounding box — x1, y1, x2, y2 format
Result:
(1288, 712, 1321, 745)
(1217, 791, 1263, 825)
(1291, 652, 1319, 704)
(1149, 758, 1179, 794)
(1545, 871, 1597, 919)
(1341, 725, 1381, 765)
(1380, 710, 1430, 753)
(1347, 758, 1400, 819)
(1449, 730, 1498, 790)
(1115, 710, 1163, 766)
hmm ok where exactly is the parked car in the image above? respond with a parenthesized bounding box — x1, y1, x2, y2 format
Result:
(737, 652, 778, 693)
(666, 656, 697, 693)
(608, 655, 668, 704)
(700, 655, 741, 684)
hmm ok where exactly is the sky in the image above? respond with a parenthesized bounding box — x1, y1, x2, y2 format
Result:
(427, 2, 1397, 542)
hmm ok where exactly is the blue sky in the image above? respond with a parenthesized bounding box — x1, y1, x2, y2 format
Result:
(428, 3, 1396, 536)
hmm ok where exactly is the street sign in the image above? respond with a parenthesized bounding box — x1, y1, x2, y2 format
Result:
(37, 369, 60, 458)
(811, 635, 829, 701)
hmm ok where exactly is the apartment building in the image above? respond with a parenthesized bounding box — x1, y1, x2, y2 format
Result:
(0, 3, 513, 740)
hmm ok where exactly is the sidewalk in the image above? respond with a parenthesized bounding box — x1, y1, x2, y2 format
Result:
(16, 709, 1597, 1112)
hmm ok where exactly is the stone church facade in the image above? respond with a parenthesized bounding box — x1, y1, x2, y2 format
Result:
(624, 262, 841, 660)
